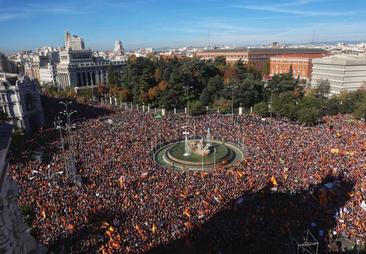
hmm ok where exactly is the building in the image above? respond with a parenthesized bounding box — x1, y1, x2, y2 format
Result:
(65, 32, 85, 50)
(311, 56, 366, 95)
(0, 53, 17, 74)
(24, 51, 59, 83)
(270, 57, 314, 81)
(0, 123, 44, 253)
(39, 63, 57, 85)
(0, 73, 44, 133)
(197, 48, 328, 71)
(56, 32, 125, 88)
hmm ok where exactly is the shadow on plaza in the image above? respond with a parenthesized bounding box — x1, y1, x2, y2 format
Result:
(41, 95, 113, 128)
(148, 174, 358, 254)
(8, 96, 112, 164)
(46, 174, 361, 254)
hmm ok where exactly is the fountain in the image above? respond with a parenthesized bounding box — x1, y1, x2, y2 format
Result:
(153, 126, 245, 171)
(206, 128, 211, 145)
(183, 131, 191, 157)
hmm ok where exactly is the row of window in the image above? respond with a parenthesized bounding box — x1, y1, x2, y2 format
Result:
(71, 54, 91, 60)
(272, 69, 307, 75)
(0, 93, 7, 103)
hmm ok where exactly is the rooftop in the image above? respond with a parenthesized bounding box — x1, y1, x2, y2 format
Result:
(200, 47, 328, 54)
(312, 56, 366, 65)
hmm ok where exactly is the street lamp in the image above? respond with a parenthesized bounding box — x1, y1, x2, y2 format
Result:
(59, 101, 78, 183)
(264, 82, 278, 120)
(30, 165, 63, 224)
(230, 84, 238, 124)
(183, 85, 193, 116)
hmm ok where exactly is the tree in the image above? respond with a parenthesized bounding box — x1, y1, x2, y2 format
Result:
(272, 91, 299, 120)
(200, 88, 211, 106)
(296, 107, 320, 126)
(235, 60, 247, 81)
(315, 79, 331, 98)
(267, 73, 299, 94)
(324, 97, 341, 115)
(107, 64, 117, 86)
(353, 99, 366, 120)
(213, 98, 231, 113)
(190, 100, 204, 115)
(253, 102, 268, 116)
(207, 75, 223, 94)
(295, 96, 322, 125)
(263, 61, 270, 76)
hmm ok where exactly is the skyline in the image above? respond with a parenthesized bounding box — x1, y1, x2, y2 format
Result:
(1, 0, 366, 54)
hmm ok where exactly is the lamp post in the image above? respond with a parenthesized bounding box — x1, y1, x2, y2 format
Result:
(30, 164, 63, 223)
(183, 85, 193, 116)
(231, 84, 238, 124)
(54, 116, 68, 175)
(59, 101, 77, 183)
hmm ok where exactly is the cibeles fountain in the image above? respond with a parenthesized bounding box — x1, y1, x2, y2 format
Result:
(154, 128, 245, 171)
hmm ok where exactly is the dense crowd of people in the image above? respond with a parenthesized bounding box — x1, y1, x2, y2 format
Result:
(8, 103, 366, 253)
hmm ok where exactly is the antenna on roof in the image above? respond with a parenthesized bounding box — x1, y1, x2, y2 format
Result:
(207, 32, 211, 49)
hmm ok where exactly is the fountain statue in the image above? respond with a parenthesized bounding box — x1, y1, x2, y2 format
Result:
(206, 128, 211, 144)
(183, 131, 191, 157)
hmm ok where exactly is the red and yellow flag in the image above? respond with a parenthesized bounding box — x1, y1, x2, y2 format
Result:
(270, 176, 278, 186)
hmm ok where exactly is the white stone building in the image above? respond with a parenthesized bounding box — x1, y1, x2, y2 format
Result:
(0, 124, 44, 254)
(56, 32, 125, 88)
(39, 63, 57, 85)
(311, 56, 366, 95)
(0, 73, 44, 133)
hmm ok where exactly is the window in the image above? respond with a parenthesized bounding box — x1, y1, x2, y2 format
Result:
(0, 93, 6, 103)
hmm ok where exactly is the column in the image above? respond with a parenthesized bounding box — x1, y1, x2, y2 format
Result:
(87, 72, 91, 86)
(90, 72, 94, 86)
(98, 71, 102, 85)
(82, 72, 86, 86)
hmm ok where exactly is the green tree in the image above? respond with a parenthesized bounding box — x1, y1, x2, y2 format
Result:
(190, 100, 204, 115)
(253, 101, 268, 116)
(353, 99, 366, 120)
(324, 97, 341, 115)
(213, 98, 232, 113)
(267, 73, 299, 94)
(296, 107, 320, 126)
(263, 61, 270, 76)
(315, 79, 331, 98)
(272, 91, 299, 120)
(200, 88, 211, 106)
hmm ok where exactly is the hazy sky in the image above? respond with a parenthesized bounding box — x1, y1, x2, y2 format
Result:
(0, 0, 365, 53)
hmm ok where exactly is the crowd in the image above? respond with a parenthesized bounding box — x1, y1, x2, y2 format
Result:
(8, 104, 366, 253)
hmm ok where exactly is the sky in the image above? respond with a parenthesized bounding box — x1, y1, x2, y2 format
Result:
(0, 0, 366, 54)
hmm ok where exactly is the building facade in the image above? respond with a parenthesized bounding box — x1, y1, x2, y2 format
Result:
(39, 63, 57, 85)
(197, 48, 328, 71)
(56, 32, 125, 88)
(311, 56, 366, 95)
(270, 57, 314, 81)
(0, 73, 44, 133)
(0, 124, 44, 253)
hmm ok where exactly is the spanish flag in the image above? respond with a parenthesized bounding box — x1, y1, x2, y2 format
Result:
(41, 210, 46, 219)
(236, 171, 244, 178)
(135, 224, 145, 239)
(270, 176, 278, 186)
(118, 176, 125, 189)
(110, 240, 121, 250)
(183, 208, 191, 218)
(108, 226, 115, 233)
(151, 224, 157, 234)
